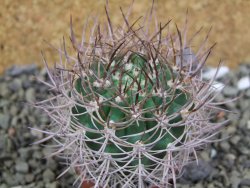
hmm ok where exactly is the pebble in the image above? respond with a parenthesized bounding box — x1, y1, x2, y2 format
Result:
(237, 76, 250, 90)
(15, 161, 29, 173)
(25, 88, 35, 103)
(180, 160, 213, 183)
(25, 173, 35, 183)
(18, 148, 32, 160)
(32, 150, 43, 159)
(28, 159, 38, 169)
(8, 78, 22, 92)
(220, 141, 231, 152)
(15, 172, 26, 184)
(210, 148, 217, 159)
(4, 160, 13, 168)
(9, 105, 19, 116)
(42, 169, 55, 183)
(0, 83, 10, 97)
(239, 98, 250, 110)
(223, 86, 238, 97)
(202, 66, 229, 80)
(230, 135, 241, 145)
(211, 81, 224, 91)
(6, 65, 37, 77)
(224, 153, 236, 168)
(0, 113, 10, 129)
(239, 64, 250, 76)
(46, 158, 58, 171)
(45, 182, 58, 188)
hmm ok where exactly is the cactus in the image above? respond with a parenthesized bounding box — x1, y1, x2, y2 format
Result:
(35, 4, 228, 188)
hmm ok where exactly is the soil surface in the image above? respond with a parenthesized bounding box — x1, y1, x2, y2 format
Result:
(1, 0, 250, 74)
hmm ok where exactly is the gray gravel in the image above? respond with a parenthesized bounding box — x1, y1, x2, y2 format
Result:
(0, 64, 250, 188)
(0, 65, 75, 187)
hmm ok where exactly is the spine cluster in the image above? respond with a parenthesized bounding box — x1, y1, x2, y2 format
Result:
(35, 4, 227, 188)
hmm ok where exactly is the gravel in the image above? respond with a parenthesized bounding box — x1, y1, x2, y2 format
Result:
(0, 64, 250, 187)
(0, 66, 75, 187)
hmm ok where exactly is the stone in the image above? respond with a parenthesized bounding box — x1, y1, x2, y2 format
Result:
(0, 99, 9, 108)
(9, 105, 19, 116)
(23, 64, 38, 75)
(25, 88, 35, 103)
(220, 141, 231, 152)
(6, 64, 37, 77)
(6, 137, 14, 152)
(210, 148, 217, 159)
(25, 173, 35, 183)
(28, 159, 37, 169)
(15, 172, 26, 184)
(42, 169, 55, 183)
(46, 158, 58, 171)
(237, 76, 250, 90)
(8, 78, 22, 92)
(0, 113, 10, 129)
(30, 127, 43, 139)
(6, 66, 24, 76)
(0, 83, 10, 97)
(225, 153, 236, 168)
(3, 172, 18, 186)
(202, 66, 229, 80)
(239, 146, 250, 155)
(223, 86, 238, 97)
(15, 161, 29, 173)
(239, 98, 250, 110)
(17, 88, 25, 99)
(22, 75, 33, 90)
(36, 181, 45, 188)
(32, 150, 43, 159)
(180, 160, 213, 183)
(23, 183, 36, 188)
(207, 183, 215, 188)
(45, 181, 58, 188)
(4, 160, 13, 168)
(18, 148, 32, 160)
(9, 116, 17, 127)
(239, 64, 250, 76)
(230, 135, 241, 146)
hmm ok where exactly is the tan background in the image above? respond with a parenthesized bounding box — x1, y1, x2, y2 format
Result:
(1, 0, 250, 74)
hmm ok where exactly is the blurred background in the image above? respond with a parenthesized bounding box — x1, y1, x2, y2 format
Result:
(1, 0, 250, 74)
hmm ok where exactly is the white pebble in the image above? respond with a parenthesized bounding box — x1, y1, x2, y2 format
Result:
(237, 76, 250, 90)
(212, 81, 225, 91)
(202, 66, 229, 80)
(210, 148, 217, 158)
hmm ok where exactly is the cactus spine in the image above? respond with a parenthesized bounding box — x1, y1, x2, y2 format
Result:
(35, 4, 227, 188)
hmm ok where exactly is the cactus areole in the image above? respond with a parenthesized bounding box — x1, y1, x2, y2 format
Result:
(36, 4, 227, 188)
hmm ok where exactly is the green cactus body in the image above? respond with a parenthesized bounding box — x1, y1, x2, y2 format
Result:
(72, 53, 190, 169)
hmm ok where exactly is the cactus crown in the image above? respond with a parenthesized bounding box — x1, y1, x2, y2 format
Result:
(35, 3, 226, 188)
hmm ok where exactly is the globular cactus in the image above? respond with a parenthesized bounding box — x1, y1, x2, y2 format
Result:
(34, 4, 227, 188)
